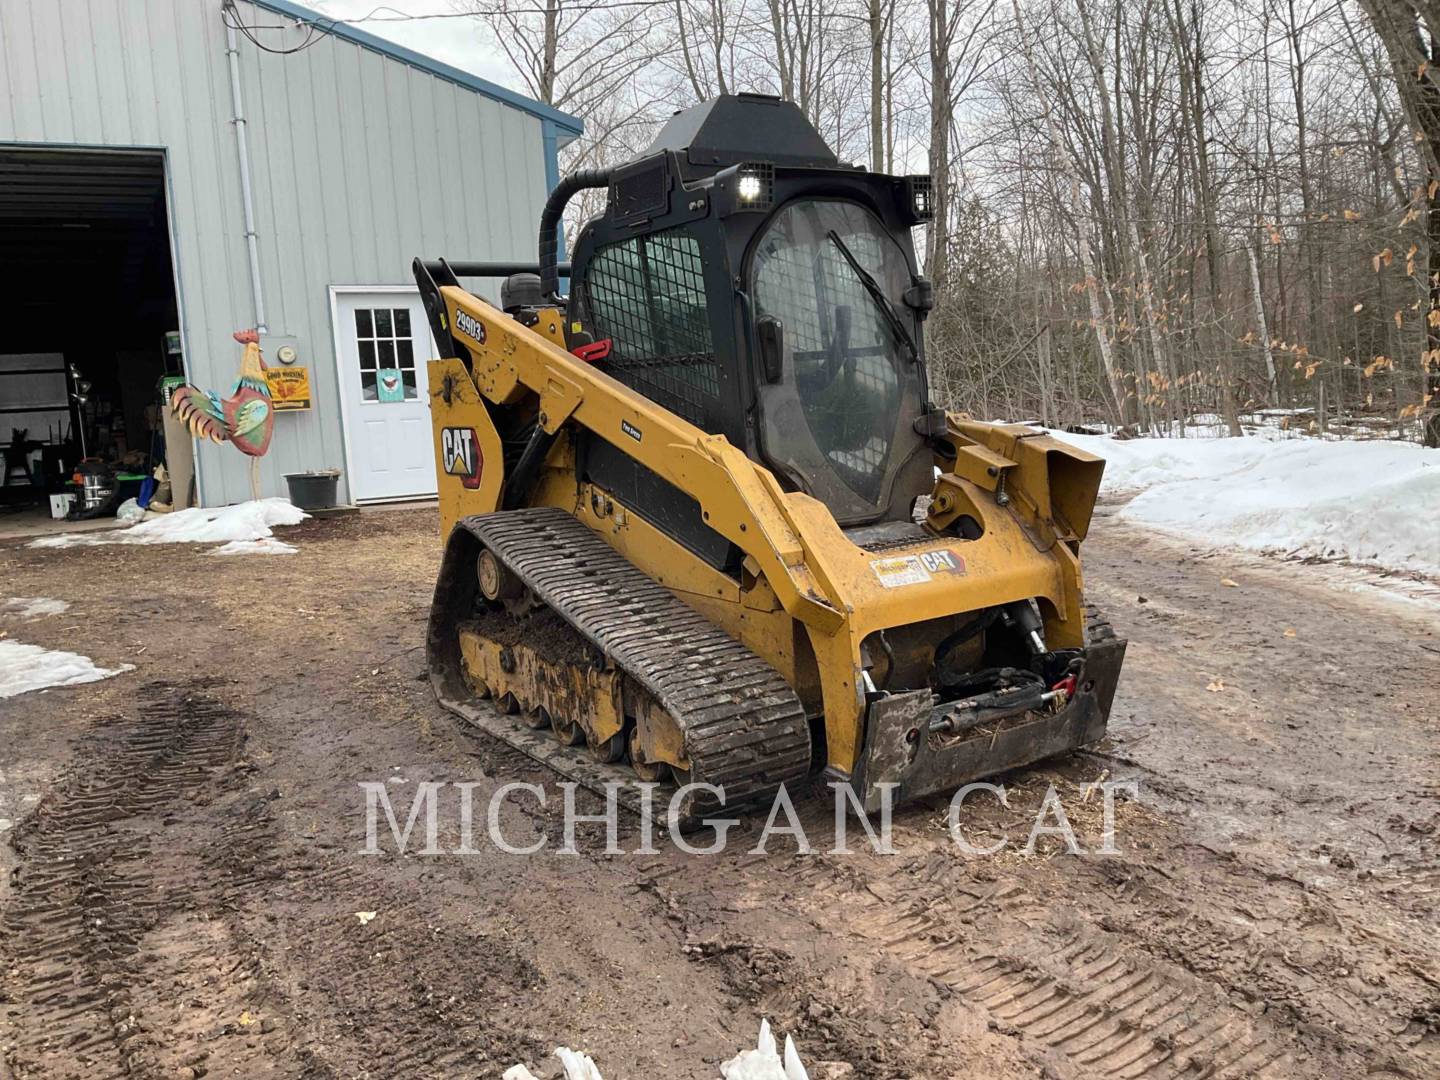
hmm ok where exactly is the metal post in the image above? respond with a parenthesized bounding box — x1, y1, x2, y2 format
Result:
(223, 3, 269, 334)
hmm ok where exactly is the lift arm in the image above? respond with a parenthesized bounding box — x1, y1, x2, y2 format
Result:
(434, 282, 850, 635)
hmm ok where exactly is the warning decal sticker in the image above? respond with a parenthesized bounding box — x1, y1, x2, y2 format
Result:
(870, 555, 931, 588)
(870, 549, 967, 588)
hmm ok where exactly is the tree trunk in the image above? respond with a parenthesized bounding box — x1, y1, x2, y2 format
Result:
(926, 0, 952, 291)
(541, 0, 558, 103)
(1036, 281, 1054, 428)
(1428, 179, 1440, 445)
(1357, 0, 1440, 444)
(1074, 0, 1140, 428)
(1171, 0, 1241, 435)
(870, 0, 884, 172)
(1285, 0, 1327, 428)
(1247, 240, 1279, 407)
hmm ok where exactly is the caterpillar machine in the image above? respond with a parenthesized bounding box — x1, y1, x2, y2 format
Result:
(415, 93, 1125, 820)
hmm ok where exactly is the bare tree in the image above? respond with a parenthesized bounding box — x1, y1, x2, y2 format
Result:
(1359, 0, 1440, 445)
(457, 0, 1439, 440)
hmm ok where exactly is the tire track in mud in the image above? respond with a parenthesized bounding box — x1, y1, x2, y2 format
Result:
(765, 851, 1302, 1079)
(948, 938, 1289, 1077)
(195, 781, 549, 1078)
(624, 741, 1439, 1080)
(0, 680, 511, 1079)
(1, 683, 245, 1078)
(651, 819, 1408, 1080)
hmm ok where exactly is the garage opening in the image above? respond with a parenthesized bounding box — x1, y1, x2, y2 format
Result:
(0, 147, 187, 530)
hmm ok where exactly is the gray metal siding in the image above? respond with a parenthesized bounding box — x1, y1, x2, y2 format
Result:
(0, 0, 551, 505)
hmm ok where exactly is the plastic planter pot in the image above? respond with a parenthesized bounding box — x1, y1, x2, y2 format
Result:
(284, 468, 342, 511)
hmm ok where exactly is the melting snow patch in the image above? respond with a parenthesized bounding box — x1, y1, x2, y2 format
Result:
(1051, 432, 1440, 577)
(504, 1020, 810, 1080)
(2, 598, 71, 619)
(212, 538, 298, 556)
(721, 1019, 809, 1080)
(503, 1049, 601, 1080)
(30, 498, 307, 553)
(0, 640, 133, 699)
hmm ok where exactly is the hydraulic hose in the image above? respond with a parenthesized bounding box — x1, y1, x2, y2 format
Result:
(502, 424, 559, 512)
(538, 169, 612, 302)
(933, 608, 999, 685)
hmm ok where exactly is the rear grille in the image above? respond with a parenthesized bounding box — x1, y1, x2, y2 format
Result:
(612, 160, 668, 220)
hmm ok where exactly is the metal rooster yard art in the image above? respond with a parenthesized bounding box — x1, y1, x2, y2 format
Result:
(171, 329, 274, 500)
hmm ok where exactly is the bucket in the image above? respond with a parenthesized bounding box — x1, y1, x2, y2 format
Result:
(81, 473, 114, 510)
(284, 468, 342, 511)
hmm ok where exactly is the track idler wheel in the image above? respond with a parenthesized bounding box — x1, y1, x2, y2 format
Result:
(628, 727, 664, 782)
(476, 548, 523, 602)
(551, 709, 586, 747)
(589, 730, 626, 764)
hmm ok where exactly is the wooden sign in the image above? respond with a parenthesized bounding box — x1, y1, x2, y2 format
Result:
(265, 366, 312, 411)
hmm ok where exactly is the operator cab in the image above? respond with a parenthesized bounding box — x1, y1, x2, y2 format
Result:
(561, 94, 937, 538)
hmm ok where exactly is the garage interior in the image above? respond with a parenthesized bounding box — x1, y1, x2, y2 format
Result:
(0, 147, 186, 526)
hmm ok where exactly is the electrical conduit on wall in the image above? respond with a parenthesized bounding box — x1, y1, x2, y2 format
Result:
(223, 2, 268, 335)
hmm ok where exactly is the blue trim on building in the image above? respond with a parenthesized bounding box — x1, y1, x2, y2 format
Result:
(250, 0, 583, 139)
(540, 118, 562, 191)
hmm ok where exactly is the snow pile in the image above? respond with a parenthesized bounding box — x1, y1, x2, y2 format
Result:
(30, 498, 307, 553)
(212, 538, 298, 556)
(0, 640, 133, 699)
(2, 598, 71, 619)
(503, 1020, 810, 1080)
(1053, 431, 1440, 576)
(720, 1019, 809, 1080)
(503, 1049, 602, 1080)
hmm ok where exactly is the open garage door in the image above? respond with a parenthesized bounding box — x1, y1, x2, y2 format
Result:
(0, 148, 186, 519)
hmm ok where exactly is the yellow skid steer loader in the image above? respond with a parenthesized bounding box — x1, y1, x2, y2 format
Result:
(415, 93, 1124, 819)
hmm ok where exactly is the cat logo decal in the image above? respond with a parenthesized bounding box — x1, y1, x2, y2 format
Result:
(441, 427, 482, 489)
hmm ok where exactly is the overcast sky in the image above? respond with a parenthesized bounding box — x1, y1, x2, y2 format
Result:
(302, 1, 519, 90)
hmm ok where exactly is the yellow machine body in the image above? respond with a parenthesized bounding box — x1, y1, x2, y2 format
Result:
(427, 286, 1107, 781)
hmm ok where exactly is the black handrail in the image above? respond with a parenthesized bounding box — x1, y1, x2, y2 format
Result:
(538, 169, 611, 301)
(418, 260, 571, 279)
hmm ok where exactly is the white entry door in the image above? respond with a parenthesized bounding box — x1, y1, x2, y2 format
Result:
(334, 289, 438, 502)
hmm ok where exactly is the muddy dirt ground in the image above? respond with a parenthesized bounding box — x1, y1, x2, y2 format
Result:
(1, 504, 1436, 1079)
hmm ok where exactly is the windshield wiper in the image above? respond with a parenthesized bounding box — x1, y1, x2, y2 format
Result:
(826, 230, 918, 361)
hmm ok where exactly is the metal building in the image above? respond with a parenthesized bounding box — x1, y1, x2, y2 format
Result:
(0, 0, 581, 506)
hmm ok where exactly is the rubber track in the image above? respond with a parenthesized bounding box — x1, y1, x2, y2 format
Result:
(453, 508, 812, 813)
(1086, 604, 1117, 645)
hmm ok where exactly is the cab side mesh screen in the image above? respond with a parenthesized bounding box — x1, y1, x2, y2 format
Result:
(584, 228, 720, 427)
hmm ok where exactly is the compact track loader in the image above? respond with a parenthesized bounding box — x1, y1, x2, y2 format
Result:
(415, 93, 1125, 818)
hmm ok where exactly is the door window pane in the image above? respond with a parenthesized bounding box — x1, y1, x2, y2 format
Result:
(750, 200, 917, 510)
(353, 304, 422, 404)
